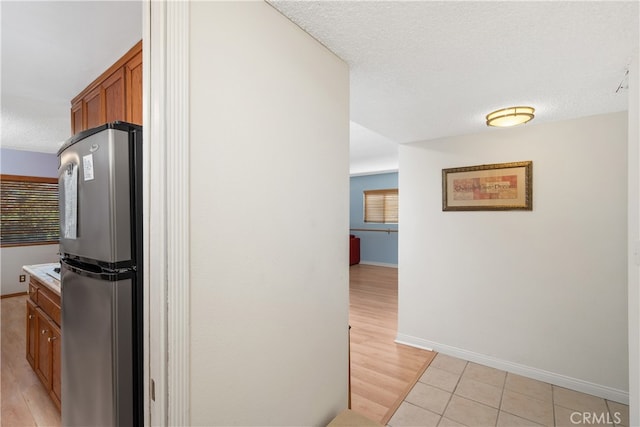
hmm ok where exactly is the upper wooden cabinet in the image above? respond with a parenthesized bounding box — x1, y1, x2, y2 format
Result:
(71, 99, 84, 135)
(125, 50, 143, 125)
(70, 40, 142, 134)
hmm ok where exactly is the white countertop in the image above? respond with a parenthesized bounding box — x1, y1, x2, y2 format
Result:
(22, 263, 61, 295)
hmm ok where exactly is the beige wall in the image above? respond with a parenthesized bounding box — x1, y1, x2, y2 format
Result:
(188, 2, 350, 425)
(398, 112, 629, 402)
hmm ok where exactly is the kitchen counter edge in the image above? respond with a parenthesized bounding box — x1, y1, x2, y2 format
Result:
(22, 263, 61, 296)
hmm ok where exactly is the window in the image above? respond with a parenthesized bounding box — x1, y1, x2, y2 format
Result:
(364, 188, 398, 223)
(1, 175, 59, 247)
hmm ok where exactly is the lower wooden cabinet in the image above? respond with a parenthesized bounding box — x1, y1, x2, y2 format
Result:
(26, 299, 37, 369)
(35, 309, 56, 384)
(26, 278, 61, 410)
(51, 325, 61, 406)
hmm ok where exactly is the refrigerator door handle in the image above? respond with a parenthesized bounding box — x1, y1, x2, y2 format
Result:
(62, 257, 101, 273)
(61, 258, 134, 281)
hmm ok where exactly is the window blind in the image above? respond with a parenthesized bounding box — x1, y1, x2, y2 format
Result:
(1, 175, 60, 246)
(363, 188, 398, 223)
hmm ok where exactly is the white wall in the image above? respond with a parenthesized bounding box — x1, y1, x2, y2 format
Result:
(398, 112, 628, 402)
(188, 2, 350, 425)
(628, 53, 639, 425)
(1, 244, 58, 295)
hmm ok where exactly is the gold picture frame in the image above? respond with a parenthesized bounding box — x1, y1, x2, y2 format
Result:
(442, 161, 533, 211)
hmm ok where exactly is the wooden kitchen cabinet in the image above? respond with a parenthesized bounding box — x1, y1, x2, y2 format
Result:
(35, 309, 52, 386)
(51, 324, 62, 406)
(79, 67, 126, 132)
(83, 85, 102, 130)
(70, 40, 142, 134)
(71, 99, 84, 135)
(26, 299, 37, 369)
(26, 276, 61, 410)
(103, 67, 126, 124)
(125, 50, 143, 125)
(35, 310, 61, 409)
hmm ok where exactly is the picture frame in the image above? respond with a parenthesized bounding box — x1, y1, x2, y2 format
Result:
(442, 161, 532, 211)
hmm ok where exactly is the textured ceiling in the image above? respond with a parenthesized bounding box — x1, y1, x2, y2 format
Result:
(271, 0, 638, 149)
(1, 1, 142, 153)
(1, 1, 638, 176)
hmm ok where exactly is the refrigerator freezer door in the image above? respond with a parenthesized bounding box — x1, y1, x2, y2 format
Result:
(61, 262, 133, 426)
(58, 128, 133, 266)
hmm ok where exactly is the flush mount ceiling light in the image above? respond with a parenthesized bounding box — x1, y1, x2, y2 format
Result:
(486, 106, 535, 127)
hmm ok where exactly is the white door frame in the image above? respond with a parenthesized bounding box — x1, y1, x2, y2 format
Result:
(144, 1, 191, 425)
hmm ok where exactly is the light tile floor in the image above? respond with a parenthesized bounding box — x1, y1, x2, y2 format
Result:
(388, 354, 629, 427)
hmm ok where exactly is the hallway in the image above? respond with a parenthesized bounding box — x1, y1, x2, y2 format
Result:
(349, 264, 436, 424)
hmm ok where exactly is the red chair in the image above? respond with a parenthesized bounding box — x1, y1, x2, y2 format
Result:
(349, 235, 360, 265)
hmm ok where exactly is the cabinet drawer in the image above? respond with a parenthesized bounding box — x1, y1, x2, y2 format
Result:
(36, 286, 61, 327)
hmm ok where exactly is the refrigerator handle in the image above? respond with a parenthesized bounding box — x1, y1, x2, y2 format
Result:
(61, 258, 102, 274)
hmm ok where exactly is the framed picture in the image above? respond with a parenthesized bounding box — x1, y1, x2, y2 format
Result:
(442, 161, 532, 211)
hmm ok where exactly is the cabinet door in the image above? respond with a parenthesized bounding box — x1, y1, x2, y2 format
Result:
(35, 309, 52, 387)
(50, 323, 62, 409)
(70, 40, 141, 133)
(103, 67, 125, 124)
(125, 51, 143, 125)
(71, 99, 84, 135)
(26, 299, 37, 369)
(84, 86, 102, 130)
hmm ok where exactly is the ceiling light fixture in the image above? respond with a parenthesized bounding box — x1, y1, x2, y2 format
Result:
(486, 106, 535, 127)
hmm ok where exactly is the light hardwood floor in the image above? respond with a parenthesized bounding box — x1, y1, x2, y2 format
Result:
(1, 294, 60, 427)
(349, 264, 436, 424)
(2, 265, 433, 426)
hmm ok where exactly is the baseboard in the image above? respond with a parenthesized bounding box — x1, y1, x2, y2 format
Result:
(359, 261, 398, 268)
(1, 291, 28, 299)
(395, 333, 629, 405)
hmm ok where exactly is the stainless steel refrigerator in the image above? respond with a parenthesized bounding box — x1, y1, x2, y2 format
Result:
(58, 122, 143, 426)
